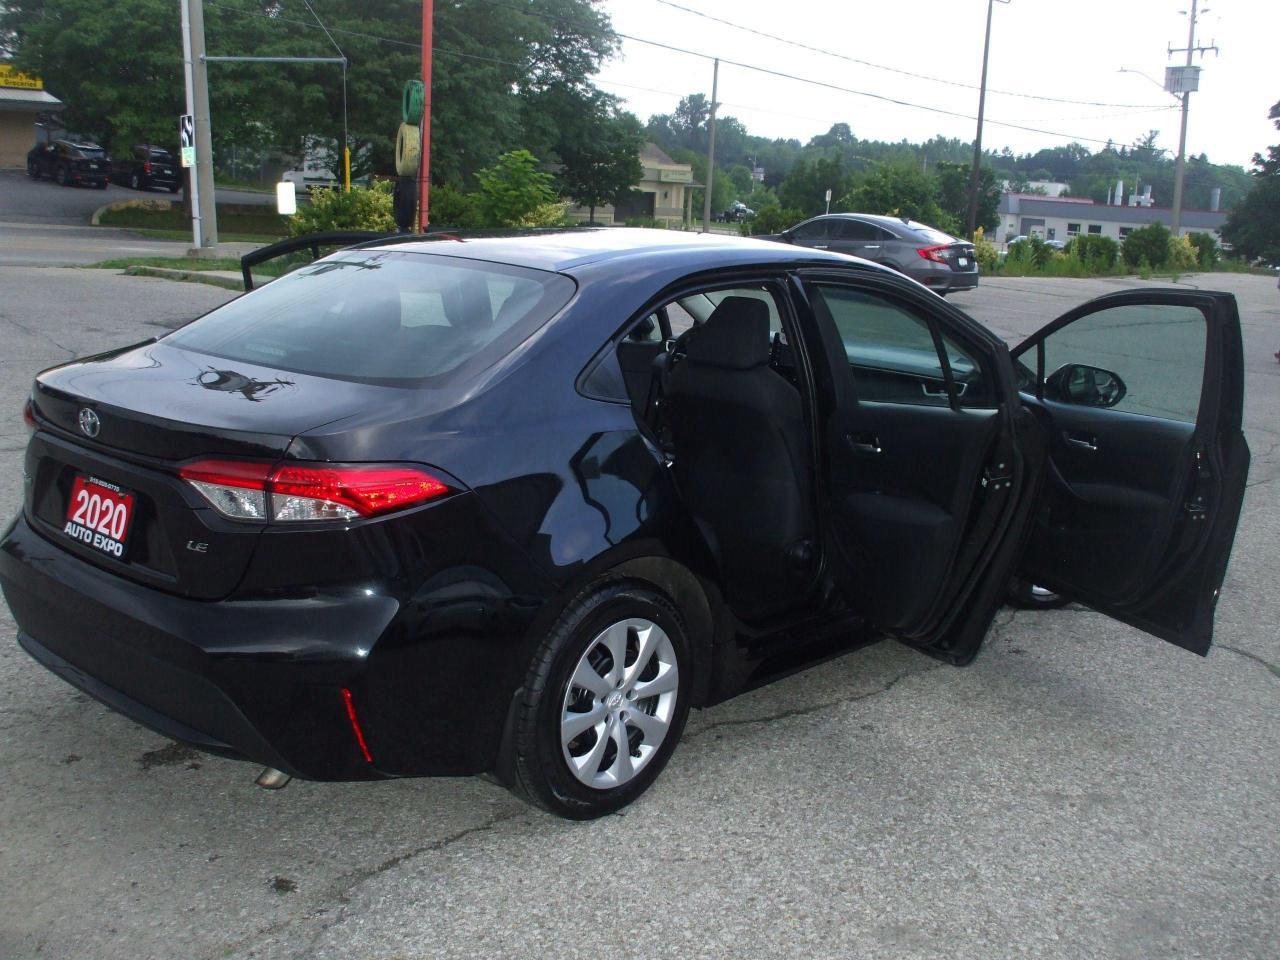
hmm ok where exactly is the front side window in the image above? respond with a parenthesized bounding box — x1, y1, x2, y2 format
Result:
(1036, 302, 1206, 423)
(791, 220, 831, 245)
(168, 251, 575, 386)
(810, 285, 991, 407)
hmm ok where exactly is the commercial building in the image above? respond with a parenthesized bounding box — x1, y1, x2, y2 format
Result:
(0, 64, 64, 168)
(997, 191, 1227, 245)
(566, 143, 696, 228)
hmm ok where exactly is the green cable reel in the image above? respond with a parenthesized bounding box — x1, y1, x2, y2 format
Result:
(402, 79, 425, 125)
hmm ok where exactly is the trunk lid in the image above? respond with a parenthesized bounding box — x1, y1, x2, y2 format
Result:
(27, 341, 409, 599)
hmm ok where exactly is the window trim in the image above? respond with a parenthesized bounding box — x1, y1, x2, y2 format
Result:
(575, 269, 799, 404)
(799, 274, 998, 412)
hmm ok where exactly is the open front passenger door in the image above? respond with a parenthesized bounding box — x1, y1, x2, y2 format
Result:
(1012, 289, 1249, 655)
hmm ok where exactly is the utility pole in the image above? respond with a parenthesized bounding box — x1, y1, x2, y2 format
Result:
(417, 0, 433, 231)
(1168, 0, 1217, 236)
(180, 0, 217, 250)
(966, 0, 1008, 240)
(701, 58, 719, 233)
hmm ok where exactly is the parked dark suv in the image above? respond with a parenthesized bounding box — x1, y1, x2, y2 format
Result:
(26, 138, 110, 188)
(761, 213, 979, 295)
(111, 144, 180, 193)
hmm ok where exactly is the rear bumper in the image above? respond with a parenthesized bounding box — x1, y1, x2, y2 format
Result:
(906, 263, 979, 293)
(1, 505, 545, 780)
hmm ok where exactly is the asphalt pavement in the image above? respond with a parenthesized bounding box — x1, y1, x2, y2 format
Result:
(0, 168, 274, 265)
(0, 266, 1276, 960)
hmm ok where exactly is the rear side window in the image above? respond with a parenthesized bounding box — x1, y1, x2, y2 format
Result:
(167, 251, 575, 386)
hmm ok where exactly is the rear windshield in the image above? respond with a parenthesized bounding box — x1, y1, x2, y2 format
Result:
(148, 148, 174, 160)
(167, 250, 576, 386)
(908, 222, 959, 246)
(74, 146, 106, 159)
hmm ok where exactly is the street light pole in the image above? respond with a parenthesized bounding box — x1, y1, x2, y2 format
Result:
(966, 0, 1008, 240)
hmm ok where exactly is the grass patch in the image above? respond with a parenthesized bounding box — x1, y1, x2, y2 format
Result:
(96, 203, 288, 241)
(84, 255, 291, 280)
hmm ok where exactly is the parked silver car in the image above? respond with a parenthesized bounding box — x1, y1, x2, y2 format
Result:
(758, 213, 979, 295)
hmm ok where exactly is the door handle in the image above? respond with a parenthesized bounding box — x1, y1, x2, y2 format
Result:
(847, 431, 882, 454)
(864, 244, 880, 250)
(1064, 432, 1097, 451)
(814, 245, 828, 249)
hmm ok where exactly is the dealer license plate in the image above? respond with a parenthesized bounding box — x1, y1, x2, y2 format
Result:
(64, 475, 135, 559)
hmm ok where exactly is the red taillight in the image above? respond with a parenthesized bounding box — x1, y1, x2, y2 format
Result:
(917, 244, 950, 264)
(178, 459, 450, 522)
(22, 398, 37, 435)
(143, 161, 152, 173)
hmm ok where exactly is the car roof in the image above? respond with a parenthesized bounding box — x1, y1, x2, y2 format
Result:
(357, 227, 862, 274)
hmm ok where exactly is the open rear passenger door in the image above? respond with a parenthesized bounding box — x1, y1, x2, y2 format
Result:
(1011, 289, 1249, 654)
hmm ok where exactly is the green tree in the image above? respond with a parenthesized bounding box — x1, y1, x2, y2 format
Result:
(556, 100, 643, 224)
(1221, 100, 1280, 263)
(842, 163, 951, 231)
(778, 156, 846, 217)
(474, 149, 556, 226)
(935, 161, 999, 234)
(1, 0, 618, 184)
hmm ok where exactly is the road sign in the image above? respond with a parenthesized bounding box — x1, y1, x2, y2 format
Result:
(179, 114, 195, 168)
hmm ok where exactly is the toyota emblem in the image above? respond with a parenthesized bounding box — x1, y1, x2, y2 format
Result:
(78, 408, 100, 438)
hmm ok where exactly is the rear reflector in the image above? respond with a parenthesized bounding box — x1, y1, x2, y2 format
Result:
(22, 398, 37, 435)
(341, 688, 374, 764)
(178, 459, 449, 522)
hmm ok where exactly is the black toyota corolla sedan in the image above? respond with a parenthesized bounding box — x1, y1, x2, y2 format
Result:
(0, 229, 1249, 818)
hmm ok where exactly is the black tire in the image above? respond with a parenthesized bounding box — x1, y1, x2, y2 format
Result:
(168, 183, 179, 194)
(1006, 577, 1071, 610)
(27, 161, 39, 179)
(129, 172, 141, 190)
(510, 581, 692, 819)
(55, 165, 68, 186)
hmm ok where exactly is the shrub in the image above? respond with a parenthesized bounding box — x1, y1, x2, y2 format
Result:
(972, 228, 999, 272)
(1066, 233, 1119, 271)
(428, 183, 481, 228)
(1121, 222, 1171, 269)
(1186, 231, 1219, 269)
(742, 204, 805, 236)
(286, 182, 395, 236)
(474, 149, 557, 227)
(1005, 235, 1054, 271)
(1168, 234, 1200, 272)
(624, 216, 667, 229)
(514, 200, 571, 228)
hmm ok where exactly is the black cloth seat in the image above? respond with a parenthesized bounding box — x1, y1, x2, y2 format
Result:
(664, 296, 814, 620)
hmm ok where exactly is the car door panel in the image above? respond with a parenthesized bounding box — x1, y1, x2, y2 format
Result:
(799, 274, 1016, 640)
(1013, 289, 1248, 654)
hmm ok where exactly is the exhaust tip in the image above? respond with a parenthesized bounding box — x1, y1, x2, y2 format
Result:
(255, 766, 292, 790)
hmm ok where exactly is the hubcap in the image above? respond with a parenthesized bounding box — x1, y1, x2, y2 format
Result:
(560, 617, 679, 790)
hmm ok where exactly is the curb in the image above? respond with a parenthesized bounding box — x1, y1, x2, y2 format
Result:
(123, 265, 244, 291)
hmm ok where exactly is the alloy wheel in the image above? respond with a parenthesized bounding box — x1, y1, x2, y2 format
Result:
(560, 617, 679, 790)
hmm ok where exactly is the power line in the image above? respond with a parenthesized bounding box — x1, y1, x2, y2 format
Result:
(609, 31, 1142, 147)
(205, 0, 1163, 150)
(649, 0, 1170, 110)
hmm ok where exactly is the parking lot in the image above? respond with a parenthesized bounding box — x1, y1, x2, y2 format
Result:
(1, 266, 1277, 960)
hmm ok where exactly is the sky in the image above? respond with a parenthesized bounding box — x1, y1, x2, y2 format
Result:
(593, 0, 1278, 170)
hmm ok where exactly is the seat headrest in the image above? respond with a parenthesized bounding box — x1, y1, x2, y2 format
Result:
(684, 296, 772, 370)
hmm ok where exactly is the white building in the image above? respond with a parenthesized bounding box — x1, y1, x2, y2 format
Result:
(997, 192, 1227, 246)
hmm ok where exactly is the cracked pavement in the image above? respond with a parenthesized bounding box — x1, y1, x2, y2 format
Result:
(1, 268, 1277, 960)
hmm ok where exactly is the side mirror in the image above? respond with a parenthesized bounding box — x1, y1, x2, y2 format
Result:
(1044, 363, 1127, 409)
